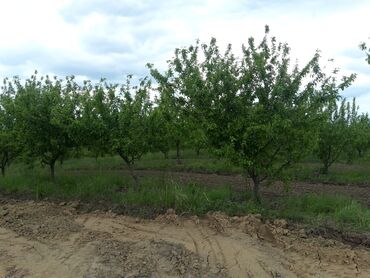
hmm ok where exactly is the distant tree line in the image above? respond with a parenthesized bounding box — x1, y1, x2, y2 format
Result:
(1, 26, 370, 202)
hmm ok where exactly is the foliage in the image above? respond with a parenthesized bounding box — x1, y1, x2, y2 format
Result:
(316, 97, 357, 174)
(83, 76, 152, 186)
(148, 66, 191, 164)
(5, 73, 81, 180)
(0, 86, 19, 176)
(113, 77, 152, 185)
(149, 104, 172, 158)
(150, 26, 339, 202)
(360, 42, 370, 64)
(345, 101, 370, 163)
(188, 121, 208, 156)
(76, 79, 115, 159)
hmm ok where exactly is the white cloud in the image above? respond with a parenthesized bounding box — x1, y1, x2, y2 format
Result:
(0, 0, 369, 110)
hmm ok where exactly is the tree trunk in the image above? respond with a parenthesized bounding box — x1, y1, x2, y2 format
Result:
(196, 148, 200, 156)
(126, 161, 139, 188)
(251, 177, 261, 204)
(176, 140, 181, 164)
(320, 162, 329, 175)
(1, 167, 5, 177)
(162, 151, 169, 159)
(50, 162, 56, 182)
(118, 152, 140, 188)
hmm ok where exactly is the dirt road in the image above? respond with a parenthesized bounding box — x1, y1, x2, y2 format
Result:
(0, 198, 370, 277)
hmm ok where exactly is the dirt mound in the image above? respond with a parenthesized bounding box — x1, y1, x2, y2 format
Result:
(0, 200, 81, 241)
(1, 199, 370, 277)
(88, 239, 217, 278)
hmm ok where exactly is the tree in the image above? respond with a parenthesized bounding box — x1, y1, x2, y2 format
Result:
(87, 76, 152, 187)
(0, 81, 19, 176)
(150, 26, 339, 203)
(148, 63, 191, 164)
(352, 114, 370, 158)
(11, 73, 80, 181)
(149, 105, 171, 158)
(345, 99, 359, 164)
(113, 77, 152, 186)
(77, 79, 114, 160)
(188, 124, 207, 156)
(343, 99, 370, 164)
(316, 97, 357, 174)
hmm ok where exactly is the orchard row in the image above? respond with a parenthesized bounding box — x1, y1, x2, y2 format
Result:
(1, 27, 369, 202)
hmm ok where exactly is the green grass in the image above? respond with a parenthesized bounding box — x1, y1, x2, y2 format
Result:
(1, 165, 370, 232)
(288, 162, 370, 185)
(2, 150, 370, 232)
(277, 193, 370, 231)
(120, 182, 256, 215)
(0, 167, 259, 215)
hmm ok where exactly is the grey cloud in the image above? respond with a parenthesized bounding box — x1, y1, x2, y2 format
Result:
(60, 0, 202, 23)
(61, 0, 154, 22)
(0, 45, 45, 66)
(347, 61, 370, 76)
(342, 85, 370, 98)
(230, 0, 370, 18)
(80, 15, 171, 56)
(83, 36, 135, 55)
(340, 48, 367, 59)
(49, 52, 151, 81)
(0, 44, 150, 82)
(60, 1, 188, 80)
(2, 0, 370, 91)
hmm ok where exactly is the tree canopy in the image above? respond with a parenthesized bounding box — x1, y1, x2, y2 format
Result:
(149, 26, 349, 202)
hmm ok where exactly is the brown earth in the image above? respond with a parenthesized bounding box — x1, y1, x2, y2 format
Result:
(1, 198, 370, 277)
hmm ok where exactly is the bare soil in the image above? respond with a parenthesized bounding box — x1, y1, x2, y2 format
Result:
(1, 198, 370, 277)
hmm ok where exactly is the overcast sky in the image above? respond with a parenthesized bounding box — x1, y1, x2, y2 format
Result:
(0, 0, 369, 111)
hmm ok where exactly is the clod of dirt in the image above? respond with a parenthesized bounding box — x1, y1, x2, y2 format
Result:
(256, 224, 276, 243)
(237, 214, 263, 237)
(205, 212, 231, 233)
(190, 215, 200, 225)
(69, 201, 80, 209)
(298, 228, 308, 238)
(273, 219, 288, 228)
(234, 215, 293, 244)
(155, 208, 179, 224)
(1, 209, 9, 217)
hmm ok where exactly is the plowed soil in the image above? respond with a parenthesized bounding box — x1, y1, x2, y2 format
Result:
(1, 198, 370, 277)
